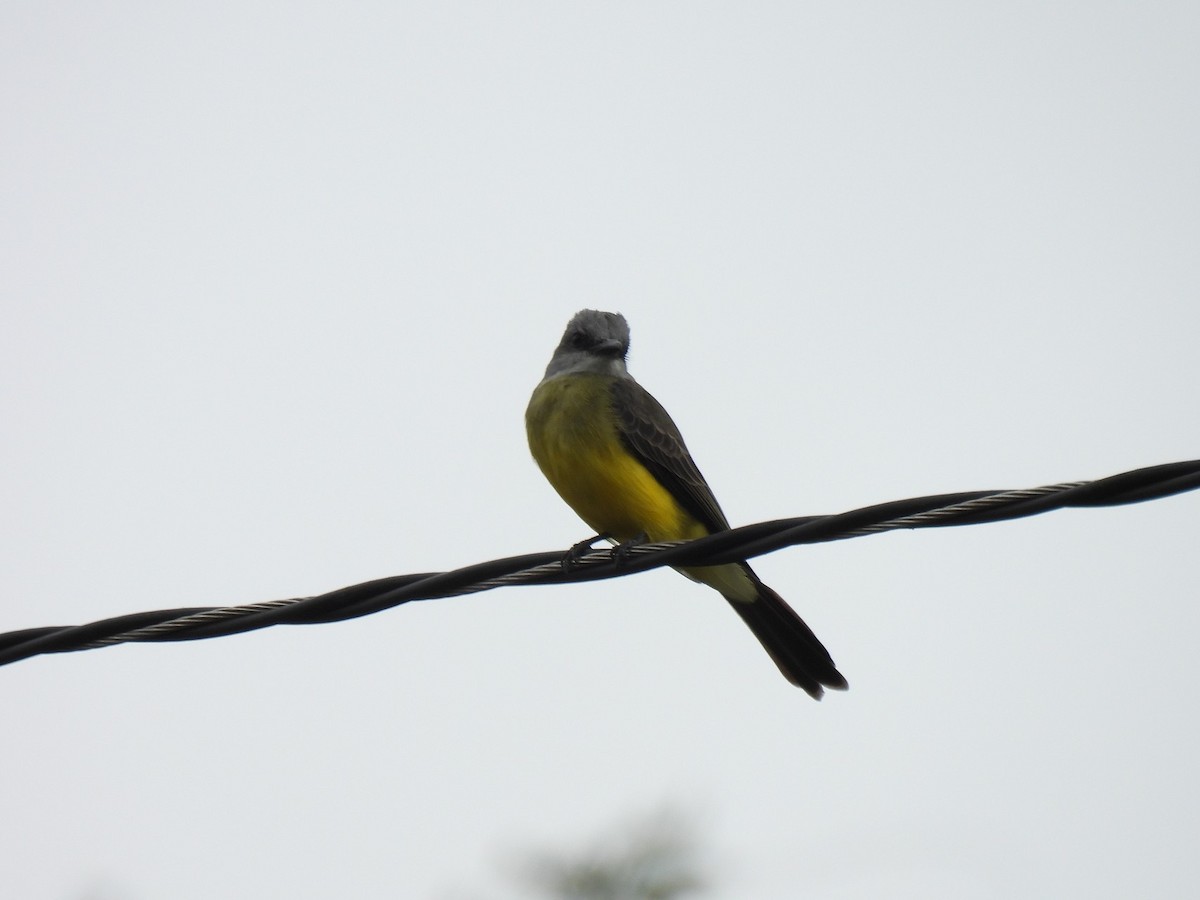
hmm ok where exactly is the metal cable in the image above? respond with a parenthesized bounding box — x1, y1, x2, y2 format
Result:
(2, 459, 1196, 668)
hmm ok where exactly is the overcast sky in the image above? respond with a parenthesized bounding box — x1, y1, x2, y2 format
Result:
(3, 3, 1198, 899)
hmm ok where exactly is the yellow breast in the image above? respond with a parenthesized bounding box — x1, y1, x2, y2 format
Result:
(525, 374, 707, 543)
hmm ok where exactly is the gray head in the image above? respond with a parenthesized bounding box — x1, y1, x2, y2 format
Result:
(542, 309, 632, 379)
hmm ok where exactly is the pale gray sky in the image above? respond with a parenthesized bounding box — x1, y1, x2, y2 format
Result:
(3, 3, 1198, 899)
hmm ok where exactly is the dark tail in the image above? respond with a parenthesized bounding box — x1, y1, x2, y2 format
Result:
(725, 571, 848, 700)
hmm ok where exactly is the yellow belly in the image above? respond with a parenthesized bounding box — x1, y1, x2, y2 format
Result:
(525, 375, 708, 543)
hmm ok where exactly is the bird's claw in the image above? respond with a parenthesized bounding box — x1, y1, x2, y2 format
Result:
(561, 533, 611, 572)
(611, 532, 648, 567)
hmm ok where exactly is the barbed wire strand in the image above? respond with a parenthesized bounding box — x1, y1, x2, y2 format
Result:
(2, 459, 1196, 668)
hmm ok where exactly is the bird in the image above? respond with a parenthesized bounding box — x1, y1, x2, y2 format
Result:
(525, 309, 847, 698)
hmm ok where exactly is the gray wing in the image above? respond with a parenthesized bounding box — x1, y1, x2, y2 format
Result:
(609, 377, 730, 534)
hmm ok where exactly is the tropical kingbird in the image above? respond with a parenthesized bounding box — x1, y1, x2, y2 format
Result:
(526, 309, 847, 698)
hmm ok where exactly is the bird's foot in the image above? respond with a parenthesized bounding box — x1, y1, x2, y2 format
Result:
(611, 532, 649, 567)
(561, 533, 612, 572)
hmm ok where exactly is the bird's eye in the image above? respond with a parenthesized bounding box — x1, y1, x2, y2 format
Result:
(569, 331, 589, 349)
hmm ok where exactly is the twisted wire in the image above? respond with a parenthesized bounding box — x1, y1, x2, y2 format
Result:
(2, 459, 1196, 668)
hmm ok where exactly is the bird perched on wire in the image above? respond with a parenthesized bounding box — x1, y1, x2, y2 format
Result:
(525, 309, 847, 698)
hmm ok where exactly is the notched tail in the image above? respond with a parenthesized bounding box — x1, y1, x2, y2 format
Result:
(726, 577, 848, 700)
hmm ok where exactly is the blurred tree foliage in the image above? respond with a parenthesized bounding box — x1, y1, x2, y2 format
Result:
(519, 809, 708, 899)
